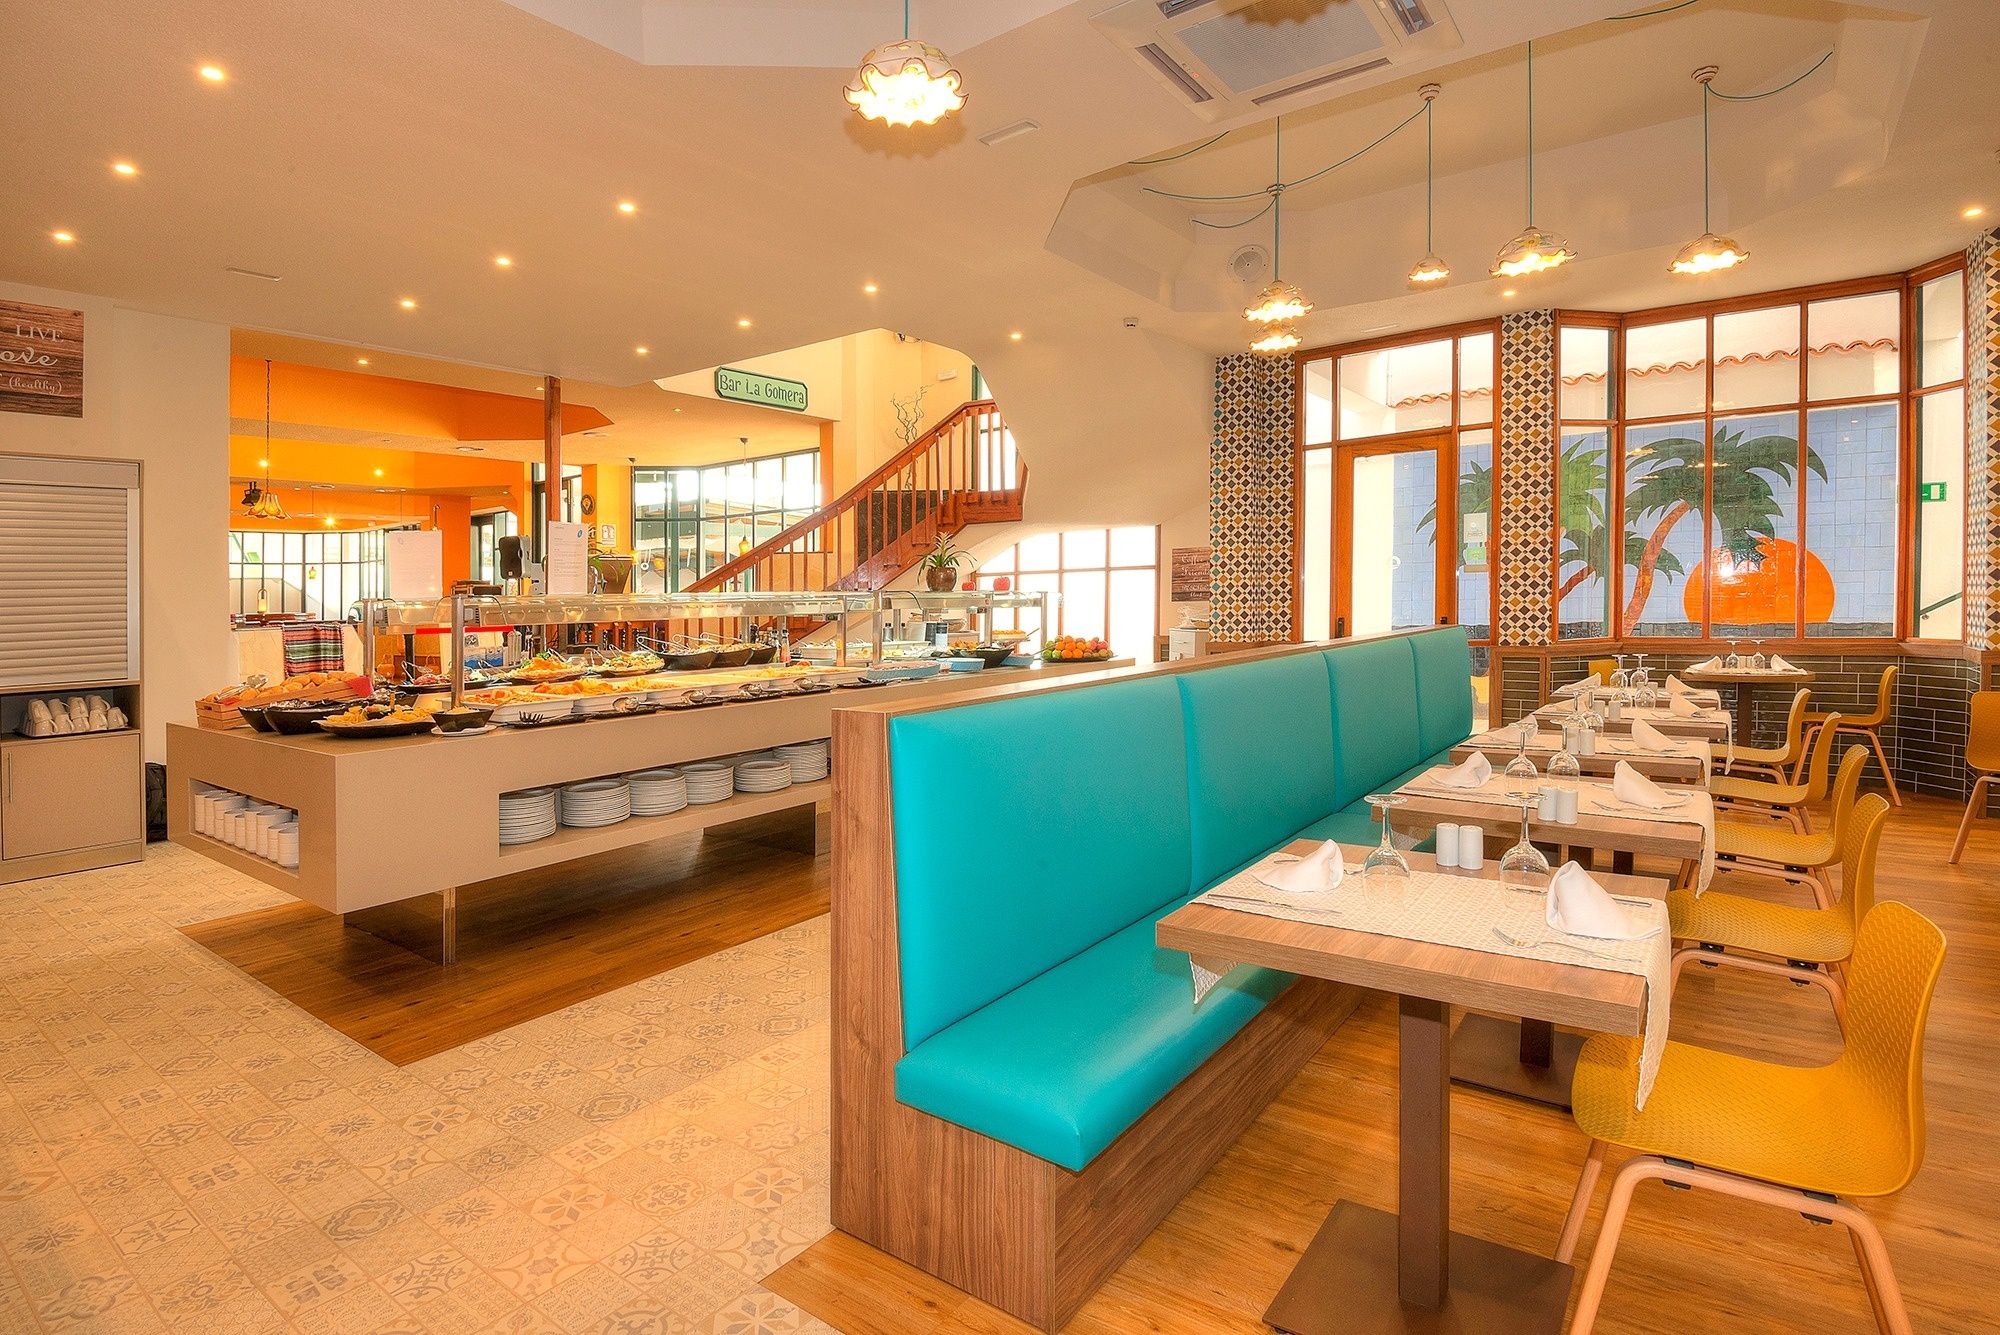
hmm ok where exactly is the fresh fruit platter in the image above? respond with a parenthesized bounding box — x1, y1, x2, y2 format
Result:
(1041, 636, 1114, 662)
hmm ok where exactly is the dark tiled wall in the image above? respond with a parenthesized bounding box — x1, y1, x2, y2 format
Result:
(1542, 651, 1986, 805)
(1499, 656, 1544, 727)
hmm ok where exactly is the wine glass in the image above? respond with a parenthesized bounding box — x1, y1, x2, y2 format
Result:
(1724, 640, 1743, 670)
(1504, 722, 1541, 794)
(1632, 653, 1651, 691)
(1548, 735, 1581, 790)
(1750, 639, 1768, 671)
(1609, 654, 1630, 692)
(1498, 795, 1552, 888)
(1361, 794, 1411, 881)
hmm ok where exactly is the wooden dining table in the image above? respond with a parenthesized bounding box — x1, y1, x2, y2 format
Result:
(1450, 731, 1706, 784)
(1388, 774, 1703, 1108)
(1158, 842, 1663, 1335)
(1530, 701, 1730, 742)
(1681, 665, 1814, 746)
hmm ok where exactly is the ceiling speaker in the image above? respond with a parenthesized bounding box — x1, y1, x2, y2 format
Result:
(1229, 244, 1270, 282)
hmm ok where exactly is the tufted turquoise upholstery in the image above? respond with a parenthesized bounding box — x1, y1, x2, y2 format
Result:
(1322, 638, 1423, 804)
(887, 633, 1474, 1170)
(888, 676, 1193, 1051)
(894, 904, 1292, 1170)
(1178, 651, 1340, 887)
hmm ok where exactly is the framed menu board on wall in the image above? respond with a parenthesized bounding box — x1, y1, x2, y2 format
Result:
(0, 301, 84, 418)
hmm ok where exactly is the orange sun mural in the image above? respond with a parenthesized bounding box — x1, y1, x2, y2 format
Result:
(1682, 537, 1835, 624)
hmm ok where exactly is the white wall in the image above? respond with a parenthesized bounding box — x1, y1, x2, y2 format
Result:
(0, 282, 231, 763)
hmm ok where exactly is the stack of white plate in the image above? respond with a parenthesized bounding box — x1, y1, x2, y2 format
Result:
(628, 768, 688, 816)
(775, 740, 829, 783)
(734, 758, 794, 794)
(559, 778, 631, 828)
(499, 787, 558, 845)
(682, 761, 735, 805)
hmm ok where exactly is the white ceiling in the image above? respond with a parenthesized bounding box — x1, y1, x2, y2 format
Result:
(2, 0, 1994, 533)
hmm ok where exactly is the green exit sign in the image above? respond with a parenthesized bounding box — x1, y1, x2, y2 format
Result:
(1920, 482, 1948, 502)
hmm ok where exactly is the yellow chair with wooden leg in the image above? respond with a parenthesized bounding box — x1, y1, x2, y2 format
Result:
(1669, 793, 1890, 1027)
(1948, 690, 2000, 864)
(1713, 687, 1811, 783)
(1555, 899, 1947, 1335)
(1587, 657, 1617, 685)
(1797, 664, 1901, 805)
(1714, 744, 1869, 909)
(1710, 710, 1841, 834)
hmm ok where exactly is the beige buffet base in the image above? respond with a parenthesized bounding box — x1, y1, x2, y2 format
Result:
(166, 660, 1127, 962)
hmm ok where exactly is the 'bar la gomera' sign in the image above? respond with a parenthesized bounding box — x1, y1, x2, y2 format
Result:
(714, 365, 808, 413)
(0, 301, 83, 418)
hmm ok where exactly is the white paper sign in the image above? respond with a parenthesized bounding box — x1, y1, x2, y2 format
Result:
(545, 522, 590, 595)
(385, 530, 443, 600)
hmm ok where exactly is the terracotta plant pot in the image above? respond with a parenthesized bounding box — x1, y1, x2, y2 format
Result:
(924, 567, 957, 591)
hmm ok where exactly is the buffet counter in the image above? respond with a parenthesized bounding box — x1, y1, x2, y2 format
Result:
(167, 659, 1127, 962)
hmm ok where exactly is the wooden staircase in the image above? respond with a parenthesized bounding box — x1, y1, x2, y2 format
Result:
(687, 400, 1022, 613)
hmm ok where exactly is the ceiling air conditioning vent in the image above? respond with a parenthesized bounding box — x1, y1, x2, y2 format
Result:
(1094, 0, 1460, 123)
(1137, 42, 1213, 102)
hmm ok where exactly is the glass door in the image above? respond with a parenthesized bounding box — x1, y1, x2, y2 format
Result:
(1324, 434, 1455, 639)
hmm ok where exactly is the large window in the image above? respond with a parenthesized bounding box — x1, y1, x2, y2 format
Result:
(470, 509, 518, 584)
(228, 528, 397, 618)
(1548, 277, 1945, 643)
(1914, 266, 1968, 639)
(1296, 326, 1498, 644)
(977, 527, 1158, 661)
(631, 449, 821, 592)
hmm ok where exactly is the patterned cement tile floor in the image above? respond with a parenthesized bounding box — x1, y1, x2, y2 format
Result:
(0, 843, 836, 1334)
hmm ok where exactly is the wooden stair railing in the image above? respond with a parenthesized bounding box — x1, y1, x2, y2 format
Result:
(686, 399, 1021, 602)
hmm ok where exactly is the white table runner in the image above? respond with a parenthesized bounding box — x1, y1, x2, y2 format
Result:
(1186, 855, 1671, 1108)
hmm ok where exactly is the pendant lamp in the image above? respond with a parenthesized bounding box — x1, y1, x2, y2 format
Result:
(1491, 41, 1577, 278)
(1246, 118, 1313, 351)
(1408, 84, 1449, 286)
(846, 0, 965, 128)
(246, 361, 290, 522)
(1670, 67, 1748, 275)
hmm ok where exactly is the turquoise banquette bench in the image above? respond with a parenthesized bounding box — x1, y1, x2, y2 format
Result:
(830, 629, 1475, 1330)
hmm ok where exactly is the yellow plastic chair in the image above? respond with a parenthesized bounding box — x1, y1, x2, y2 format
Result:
(1714, 744, 1869, 908)
(1587, 657, 1617, 684)
(1670, 793, 1890, 1026)
(1948, 690, 2000, 864)
(1556, 899, 1947, 1335)
(1714, 687, 1811, 783)
(1710, 710, 1841, 834)
(1796, 664, 1901, 805)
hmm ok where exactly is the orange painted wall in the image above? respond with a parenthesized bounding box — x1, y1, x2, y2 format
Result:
(230, 358, 609, 440)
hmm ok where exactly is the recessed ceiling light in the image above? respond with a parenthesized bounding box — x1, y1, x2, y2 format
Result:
(635, 346, 649, 356)
(1501, 288, 1517, 298)
(257, 458, 269, 468)
(737, 318, 752, 328)
(1009, 332, 1023, 341)
(373, 468, 384, 477)
(1965, 206, 1985, 219)
(199, 65, 225, 82)
(323, 516, 337, 527)
(617, 201, 637, 214)
(399, 298, 416, 309)
(357, 357, 369, 366)
(495, 255, 512, 267)
(456, 445, 484, 453)
(112, 162, 137, 176)
(863, 283, 879, 294)
(51, 230, 73, 244)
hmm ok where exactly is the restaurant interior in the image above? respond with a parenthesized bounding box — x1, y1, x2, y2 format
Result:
(0, 1, 1996, 1332)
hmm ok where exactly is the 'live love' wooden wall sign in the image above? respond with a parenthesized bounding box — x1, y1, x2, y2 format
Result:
(0, 301, 84, 418)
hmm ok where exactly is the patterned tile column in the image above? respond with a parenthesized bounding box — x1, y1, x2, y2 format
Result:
(1966, 229, 1999, 649)
(1209, 352, 1296, 642)
(1496, 310, 1557, 647)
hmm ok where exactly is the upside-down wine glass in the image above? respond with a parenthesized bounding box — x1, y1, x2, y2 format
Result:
(1632, 652, 1652, 691)
(1750, 639, 1768, 671)
(1504, 720, 1541, 794)
(1725, 640, 1743, 670)
(1361, 793, 1412, 881)
(1609, 654, 1631, 692)
(1498, 794, 1552, 888)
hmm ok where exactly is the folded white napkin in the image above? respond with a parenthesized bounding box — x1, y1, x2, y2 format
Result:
(1557, 672, 1602, 696)
(1691, 656, 1722, 671)
(1665, 674, 1694, 695)
(1668, 693, 1703, 718)
(1630, 718, 1677, 752)
(1612, 760, 1673, 808)
(1546, 861, 1658, 940)
(1255, 840, 1343, 893)
(1770, 654, 1797, 671)
(1434, 752, 1493, 788)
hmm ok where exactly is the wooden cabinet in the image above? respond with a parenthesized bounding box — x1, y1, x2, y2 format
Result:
(0, 732, 143, 873)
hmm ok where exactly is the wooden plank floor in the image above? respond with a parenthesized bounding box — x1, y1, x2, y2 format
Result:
(180, 806, 828, 1065)
(768, 794, 2000, 1335)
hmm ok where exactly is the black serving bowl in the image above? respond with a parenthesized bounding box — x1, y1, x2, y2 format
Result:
(664, 650, 716, 670)
(957, 645, 1015, 668)
(237, 703, 277, 732)
(264, 701, 351, 735)
(745, 644, 778, 665)
(709, 646, 755, 668)
(432, 705, 494, 733)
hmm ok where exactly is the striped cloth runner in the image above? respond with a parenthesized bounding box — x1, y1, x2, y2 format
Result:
(281, 623, 346, 676)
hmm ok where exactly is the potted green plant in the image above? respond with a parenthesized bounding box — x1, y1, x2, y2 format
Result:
(919, 535, 969, 591)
